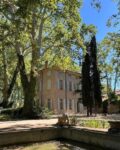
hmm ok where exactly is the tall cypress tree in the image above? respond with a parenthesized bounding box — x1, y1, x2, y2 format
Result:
(82, 36, 102, 116)
(82, 47, 93, 116)
(90, 36, 102, 110)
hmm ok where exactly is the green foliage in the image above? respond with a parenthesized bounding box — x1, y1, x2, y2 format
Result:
(0, 0, 85, 116)
(39, 107, 53, 119)
(91, 0, 120, 28)
(42, 52, 80, 72)
(108, 91, 118, 102)
(0, 114, 11, 121)
(78, 119, 109, 129)
(90, 36, 102, 107)
(91, 0, 102, 12)
(0, 107, 23, 117)
(82, 36, 102, 114)
(98, 32, 120, 94)
(0, 108, 14, 115)
(1, 0, 119, 117)
(69, 116, 78, 126)
(82, 52, 92, 107)
(102, 100, 108, 114)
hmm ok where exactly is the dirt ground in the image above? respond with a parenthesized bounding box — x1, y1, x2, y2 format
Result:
(0, 114, 119, 133)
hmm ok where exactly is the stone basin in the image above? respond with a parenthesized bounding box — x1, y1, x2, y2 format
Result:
(108, 121, 120, 129)
(0, 127, 120, 150)
(108, 120, 120, 134)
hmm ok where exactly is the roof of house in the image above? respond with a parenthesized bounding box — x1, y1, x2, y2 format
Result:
(39, 65, 81, 77)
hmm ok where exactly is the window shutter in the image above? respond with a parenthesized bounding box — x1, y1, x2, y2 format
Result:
(47, 80, 51, 89)
(57, 98, 59, 110)
(67, 99, 69, 110)
(67, 81, 69, 90)
(63, 80, 65, 90)
(72, 82, 74, 91)
(79, 84, 81, 90)
(72, 99, 75, 112)
(64, 99, 66, 110)
(57, 80, 59, 89)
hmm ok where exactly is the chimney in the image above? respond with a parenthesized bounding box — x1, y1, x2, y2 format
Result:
(45, 61, 48, 69)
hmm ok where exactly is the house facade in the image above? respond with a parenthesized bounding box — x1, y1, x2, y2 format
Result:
(38, 63, 86, 114)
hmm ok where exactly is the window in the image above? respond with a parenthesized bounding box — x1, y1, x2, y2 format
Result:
(79, 84, 81, 90)
(57, 72, 63, 78)
(47, 99, 51, 110)
(60, 99, 63, 110)
(47, 70, 51, 76)
(69, 81, 72, 91)
(74, 83, 76, 90)
(69, 99, 72, 110)
(47, 80, 51, 89)
(77, 83, 81, 90)
(59, 80, 63, 90)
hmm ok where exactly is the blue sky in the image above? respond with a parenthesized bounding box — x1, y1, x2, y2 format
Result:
(80, 0, 118, 42)
(80, 0, 120, 90)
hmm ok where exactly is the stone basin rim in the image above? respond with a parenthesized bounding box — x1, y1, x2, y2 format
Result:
(108, 120, 120, 123)
(0, 126, 120, 150)
(0, 126, 118, 136)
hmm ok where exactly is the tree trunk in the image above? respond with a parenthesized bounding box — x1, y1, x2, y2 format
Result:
(94, 104, 98, 117)
(106, 71, 109, 97)
(2, 48, 8, 107)
(87, 106, 90, 117)
(14, 9, 45, 118)
(113, 65, 118, 93)
(87, 105, 93, 117)
(17, 54, 37, 118)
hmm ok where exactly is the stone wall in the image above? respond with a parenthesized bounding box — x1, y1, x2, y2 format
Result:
(61, 128, 120, 150)
(0, 127, 61, 146)
(0, 127, 120, 150)
(39, 68, 82, 114)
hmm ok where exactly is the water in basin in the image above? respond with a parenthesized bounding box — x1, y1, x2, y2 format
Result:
(1, 140, 106, 150)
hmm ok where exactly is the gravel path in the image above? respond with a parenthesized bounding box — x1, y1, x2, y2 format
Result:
(0, 114, 120, 133)
(0, 119, 57, 132)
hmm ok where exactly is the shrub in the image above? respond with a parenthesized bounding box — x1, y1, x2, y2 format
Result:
(0, 114, 11, 121)
(0, 108, 15, 115)
(102, 100, 108, 114)
(0, 107, 23, 119)
(78, 119, 109, 129)
(70, 116, 78, 126)
(39, 107, 53, 119)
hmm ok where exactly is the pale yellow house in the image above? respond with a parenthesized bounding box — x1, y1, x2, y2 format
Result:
(38, 63, 85, 114)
